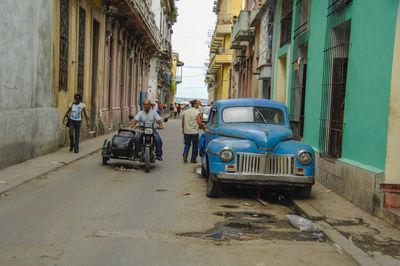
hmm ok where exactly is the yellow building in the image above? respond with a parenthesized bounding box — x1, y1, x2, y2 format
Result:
(205, 0, 242, 101)
(54, 0, 106, 136)
(171, 52, 184, 104)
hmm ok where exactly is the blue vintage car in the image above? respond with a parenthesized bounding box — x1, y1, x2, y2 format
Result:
(199, 98, 315, 198)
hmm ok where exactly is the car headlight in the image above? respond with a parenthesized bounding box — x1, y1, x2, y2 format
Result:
(298, 150, 312, 165)
(219, 147, 234, 162)
(144, 128, 153, 134)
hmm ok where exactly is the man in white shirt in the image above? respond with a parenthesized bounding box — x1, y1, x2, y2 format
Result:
(132, 100, 164, 161)
(182, 100, 205, 163)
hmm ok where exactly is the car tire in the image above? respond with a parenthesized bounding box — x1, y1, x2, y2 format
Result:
(297, 186, 312, 199)
(206, 174, 222, 198)
(201, 157, 209, 178)
(102, 157, 108, 165)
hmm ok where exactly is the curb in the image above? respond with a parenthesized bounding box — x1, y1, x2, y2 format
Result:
(293, 200, 380, 266)
(0, 147, 102, 196)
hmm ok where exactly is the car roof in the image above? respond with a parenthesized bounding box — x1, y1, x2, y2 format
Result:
(212, 98, 287, 109)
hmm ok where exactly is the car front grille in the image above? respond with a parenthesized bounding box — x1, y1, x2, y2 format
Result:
(236, 153, 295, 175)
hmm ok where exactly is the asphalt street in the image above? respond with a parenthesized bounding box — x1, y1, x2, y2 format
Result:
(0, 118, 357, 265)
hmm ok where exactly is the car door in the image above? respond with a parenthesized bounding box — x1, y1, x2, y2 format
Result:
(205, 107, 219, 145)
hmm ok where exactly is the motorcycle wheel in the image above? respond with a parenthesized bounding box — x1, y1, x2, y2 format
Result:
(102, 157, 108, 165)
(144, 146, 151, 173)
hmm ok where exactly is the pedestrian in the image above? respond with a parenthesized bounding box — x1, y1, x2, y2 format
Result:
(182, 100, 205, 163)
(177, 104, 181, 116)
(173, 103, 178, 118)
(64, 93, 89, 153)
(131, 99, 164, 161)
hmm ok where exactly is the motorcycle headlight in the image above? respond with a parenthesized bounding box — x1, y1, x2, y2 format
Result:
(219, 147, 234, 163)
(144, 128, 153, 134)
(298, 150, 313, 165)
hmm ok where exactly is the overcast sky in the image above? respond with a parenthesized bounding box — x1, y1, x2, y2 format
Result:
(171, 0, 216, 99)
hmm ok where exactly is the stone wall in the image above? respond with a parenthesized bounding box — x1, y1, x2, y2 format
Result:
(316, 156, 379, 213)
(0, 0, 61, 168)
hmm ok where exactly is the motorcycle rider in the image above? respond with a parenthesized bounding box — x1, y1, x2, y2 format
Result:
(131, 99, 164, 161)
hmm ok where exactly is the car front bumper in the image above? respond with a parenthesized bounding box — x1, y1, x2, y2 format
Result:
(215, 172, 314, 187)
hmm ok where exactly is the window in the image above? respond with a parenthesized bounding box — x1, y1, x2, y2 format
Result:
(255, 107, 285, 124)
(320, 19, 351, 159)
(280, 0, 293, 47)
(210, 109, 218, 126)
(223, 107, 253, 123)
(222, 106, 285, 124)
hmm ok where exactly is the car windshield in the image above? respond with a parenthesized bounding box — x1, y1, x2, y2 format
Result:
(222, 106, 285, 125)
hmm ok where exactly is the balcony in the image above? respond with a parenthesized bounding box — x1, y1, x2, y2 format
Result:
(208, 50, 233, 74)
(230, 10, 257, 49)
(209, 24, 233, 53)
(111, 0, 160, 51)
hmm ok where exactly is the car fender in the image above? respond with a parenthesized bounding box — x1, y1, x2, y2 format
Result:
(273, 140, 315, 176)
(206, 138, 258, 174)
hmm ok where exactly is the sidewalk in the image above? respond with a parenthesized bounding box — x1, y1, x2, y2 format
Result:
(293, 182, 400, 266)
(0, 131, 116, 195)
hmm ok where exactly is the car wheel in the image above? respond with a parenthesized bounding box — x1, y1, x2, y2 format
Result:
(102, 157, 108, 165)
(201, 157, 209, 178)
(297, 186, 312, 199)
(206, 174, 222, 198)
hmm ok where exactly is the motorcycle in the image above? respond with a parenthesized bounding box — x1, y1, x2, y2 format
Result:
(102, 116, 168, 173)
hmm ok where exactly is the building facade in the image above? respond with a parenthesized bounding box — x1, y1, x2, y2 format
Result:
(0, 0, 176, 169)
(205, 0, 242, 101)
(171, 52, 184, 105)
(269, 0, 400, 224)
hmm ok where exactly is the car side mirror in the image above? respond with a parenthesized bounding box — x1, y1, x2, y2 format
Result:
(128, 115, 134, 120)
(163, 117, 168, 122)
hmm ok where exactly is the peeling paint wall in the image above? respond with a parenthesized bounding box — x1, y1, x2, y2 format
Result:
(0, 0, 61, 168)
(385, 2, 400, 184)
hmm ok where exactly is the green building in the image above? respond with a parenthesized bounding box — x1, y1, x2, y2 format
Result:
(271, 0, 400, 225)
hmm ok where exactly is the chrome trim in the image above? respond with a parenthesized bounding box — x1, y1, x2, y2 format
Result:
(217, 172, 314, 184)
(236, 152, 296, 175)
(259, 147, 274, 151)
(206, 129, 216, 135)
(206, 150, 219, 156)
(297, 149, 313, 165)
(219, 147, 234, 162)
(218, 132, 247, 139)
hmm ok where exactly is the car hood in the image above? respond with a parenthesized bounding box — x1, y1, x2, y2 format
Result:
(218, 123, 292, 150)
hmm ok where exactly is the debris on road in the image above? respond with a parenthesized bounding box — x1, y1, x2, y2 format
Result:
(182, 192, 192, 198)
(287, 214, 322, 232)
(335, 243, 343, 254)
(326, 189, 332, 193)
(0, 192, 10, 198)
(156, 189, 168, 192)
(242, 202, 252, 206)
(256, 190, 268, 206)
(114, 166, 127, 171)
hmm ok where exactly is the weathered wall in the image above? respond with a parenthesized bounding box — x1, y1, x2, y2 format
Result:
(384, 2, 400, 184)
(0, 0, 61, 168)
(149, 57, 158, 102)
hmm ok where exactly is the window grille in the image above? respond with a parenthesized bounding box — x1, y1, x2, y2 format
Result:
(77, 7, 86, 97)
(280, 0, 293, 47)
(294, 0, 310, 39)
(319, 0, 353, 159)
(59, 0, 69, 91)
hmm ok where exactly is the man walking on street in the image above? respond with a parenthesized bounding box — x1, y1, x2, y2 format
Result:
(64, 93, 89, 153)
(182, 100, 205, 163)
